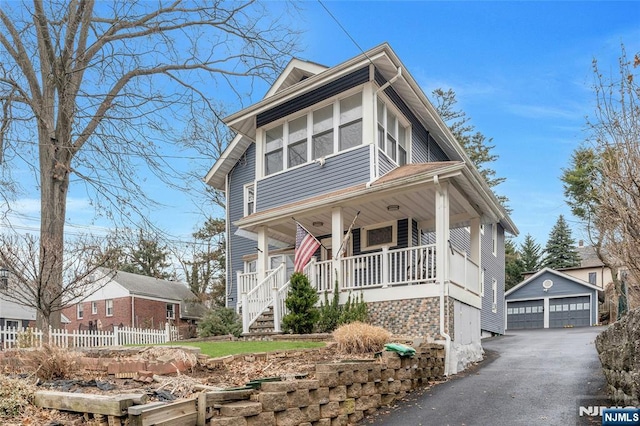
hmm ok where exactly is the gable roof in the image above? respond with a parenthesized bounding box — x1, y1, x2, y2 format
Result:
(205, 43, 517, 236)
(100, 269, 206, 319)
(505, 267, 603, 297)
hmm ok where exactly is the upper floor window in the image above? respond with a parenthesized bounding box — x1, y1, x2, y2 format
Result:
(244, 183, 255, 216)
(106, 299, 114, 317)
(263, 92, 363, 176)
(491, 224, 498, 256)
(491, 278, 498, 312)
(77, 303, 84, 319)
(377, 98, 408, 166)
(91, 301, 98, 315)
(588, 272, 597, 285)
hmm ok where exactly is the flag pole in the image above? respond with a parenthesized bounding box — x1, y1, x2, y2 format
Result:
(291, 217, 329, 250)
(335, 210, 360, 260)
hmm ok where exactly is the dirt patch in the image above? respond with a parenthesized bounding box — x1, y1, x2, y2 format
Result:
(0, 342, 375, 425)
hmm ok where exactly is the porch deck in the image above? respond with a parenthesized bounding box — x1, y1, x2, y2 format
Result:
(237, 244, 481, 334)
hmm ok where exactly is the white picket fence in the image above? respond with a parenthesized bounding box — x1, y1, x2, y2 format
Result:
(0, 323, 178, 349)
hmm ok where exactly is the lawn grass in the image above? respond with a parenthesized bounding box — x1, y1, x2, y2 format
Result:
(163, 340, 326, 358)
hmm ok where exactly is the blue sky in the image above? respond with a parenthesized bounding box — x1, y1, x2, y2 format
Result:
(4, 1, 639, 250)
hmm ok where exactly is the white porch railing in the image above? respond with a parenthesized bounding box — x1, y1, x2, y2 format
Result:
(241, 263, 286, 334)
(0, 323, 177, 349)
(449, 246, 480, 295)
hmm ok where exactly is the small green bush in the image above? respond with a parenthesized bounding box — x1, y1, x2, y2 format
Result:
(282, 272, 319, 334)
(339, 291, 368, 325)
(197, 306, 242, 338)
(317, 277, 341, 333)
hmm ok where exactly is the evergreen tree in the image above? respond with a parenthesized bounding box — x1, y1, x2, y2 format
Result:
(520, 234, 542, 272)
(505, 238, 525, 290)
(282, 272, 319, 334)
(542, 216, 581, 269)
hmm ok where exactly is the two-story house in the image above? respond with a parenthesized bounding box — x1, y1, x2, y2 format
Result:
(205, 44, 517, 374)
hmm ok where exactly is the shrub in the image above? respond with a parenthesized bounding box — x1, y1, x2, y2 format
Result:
(198, 307, 242, 338)
(333, 321, 391, 354)
(18, 345, 80, 380)
(338, 291, 368, 325)
(317, 277, 341, 333)
(0, 375, 35, 417)
(282, 272, 319, 334)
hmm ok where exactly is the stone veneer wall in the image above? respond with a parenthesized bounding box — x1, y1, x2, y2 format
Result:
(367, 296, 455, 340)
(595, 308, 640, 406)
(207, 342, 445, 426)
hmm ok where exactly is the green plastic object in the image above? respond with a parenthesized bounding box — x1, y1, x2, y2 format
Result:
(384, 343, 416, 357)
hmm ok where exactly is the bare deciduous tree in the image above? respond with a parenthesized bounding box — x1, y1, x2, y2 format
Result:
(563, 45, 640, 311)
(0, 1, 298, 328)
(0, 233, 114, 333)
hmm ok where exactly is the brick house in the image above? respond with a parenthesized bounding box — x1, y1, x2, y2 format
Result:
(62, 269, 205, 336)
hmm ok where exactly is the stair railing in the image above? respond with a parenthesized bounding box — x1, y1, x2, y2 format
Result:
(241, 263, 286, 334)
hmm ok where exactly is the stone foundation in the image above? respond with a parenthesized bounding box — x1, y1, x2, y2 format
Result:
(367, 296, 455, 340)
(595, 308, 640, 405)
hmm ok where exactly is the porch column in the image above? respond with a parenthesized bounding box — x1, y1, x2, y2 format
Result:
(470, 217, 482, 290)
(435, 181, 450, 285)
(331, 207, 344, 289)
(256, 226, 269, 282)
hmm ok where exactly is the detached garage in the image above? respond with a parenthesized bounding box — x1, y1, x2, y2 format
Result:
(505, 268, 602, 330)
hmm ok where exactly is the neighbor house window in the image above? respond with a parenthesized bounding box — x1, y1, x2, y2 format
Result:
(377, 97, 408, 165)
(263, 92, 363, 176)
(106, 299, 113, 317)
(480, 269, 485, 296)
(362, 221, 397, 251)
(91, 301, 98, 315)
(588, 272, 597, 285)
(77, 303, 84, 319)
(6, 320, 19, 329)
(166, 303, 175, 320)
(244, 183, 255, 216)
(492, 279, 498, 313)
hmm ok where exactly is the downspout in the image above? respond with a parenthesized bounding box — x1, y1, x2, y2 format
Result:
(434, 174, 452, 376)
(367, 67, 403, 188)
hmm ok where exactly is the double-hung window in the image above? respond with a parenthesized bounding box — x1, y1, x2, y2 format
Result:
(77, 303, 84, 319)
(265, 126, 283, 175)
(312, 105, 334, 160)
(377, 97, 408, 165)
(288, 116, 307, 167)
(339, 93, 362, 151)
(244, 183, 255, 216)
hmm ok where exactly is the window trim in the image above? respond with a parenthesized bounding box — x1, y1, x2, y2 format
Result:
(91, 301, 98, 315)
(244, 183, 255, 217)
(376, 94, 410, 166)
(491, 278, 498, 313)
(106, 299, 114, 317)
(261, 90, 364, 177)
(362, 221, 397, 251)
(166, 303, 176, 320)
(491, 225, 498, 257)
(77, 303, 84, 320)
(480, 269, 485, 296)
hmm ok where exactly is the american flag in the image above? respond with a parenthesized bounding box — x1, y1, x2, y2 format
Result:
(294, 223, 321, 273)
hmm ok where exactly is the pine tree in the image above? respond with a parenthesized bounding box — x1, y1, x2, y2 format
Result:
(542, 216, 581, 269)
(520, 234, 542, 272)
(282, 272, 319, 334)
(505, 238, 525, 290)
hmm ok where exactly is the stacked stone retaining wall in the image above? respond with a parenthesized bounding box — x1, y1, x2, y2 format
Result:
(595, 308, 640, 405)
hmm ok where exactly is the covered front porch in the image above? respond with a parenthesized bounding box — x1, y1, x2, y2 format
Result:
(235, 162, 494, 335)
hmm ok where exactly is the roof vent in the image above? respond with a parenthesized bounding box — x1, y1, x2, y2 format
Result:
(542, 279, 553, 291)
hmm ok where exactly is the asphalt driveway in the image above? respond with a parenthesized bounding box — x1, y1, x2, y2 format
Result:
(368, 326, 609, 426)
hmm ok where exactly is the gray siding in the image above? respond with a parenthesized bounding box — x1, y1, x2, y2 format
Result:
(378, 151, 395, 176)
(480, 224, 506, 335)
(412, 127, 429, 163)
(227, 144, 257, 308)
(257, 145, 371, 211)
(428, 134, 448, 162)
